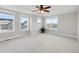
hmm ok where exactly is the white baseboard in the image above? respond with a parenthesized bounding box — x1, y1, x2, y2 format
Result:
(0, 31, 30, 42)
(46, 32, 77, 39)
(0, 34, 28, 42)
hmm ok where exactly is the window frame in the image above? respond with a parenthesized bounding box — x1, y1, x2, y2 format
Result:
(20, 14, 29, 31)
(45, 16, 58, 31)
(0, 9, 15, 33)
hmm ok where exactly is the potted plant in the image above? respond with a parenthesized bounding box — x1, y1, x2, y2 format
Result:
(40, 27, 46, 33)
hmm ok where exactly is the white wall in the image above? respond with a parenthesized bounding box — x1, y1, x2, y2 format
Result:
(30, 14, 42, 35)
(45, 12, 77, 39)
(0, 6, 42, 41)
(77, 10, 79, 41)
(58, 12, 77, 37)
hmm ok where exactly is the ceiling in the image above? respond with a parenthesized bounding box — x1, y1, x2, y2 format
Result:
(16, 5, 79, 16)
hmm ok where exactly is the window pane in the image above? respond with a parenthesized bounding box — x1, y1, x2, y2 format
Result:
(51, 18, 58, 24)
(52, 24, 57, 28)
(0, 13, 13, 20)
(51, 18, 58, 29)
(20, 16, 28, 29)
(46, 19, 51, 24)
(46, 17, 58, 30)
(47, 24, 51, 29)
(0, 12, 14, 33)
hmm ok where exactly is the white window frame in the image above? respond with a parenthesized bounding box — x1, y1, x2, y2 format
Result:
(45, 16, 58, 31)
(0, 9, 15, 33)
(20, 14, 29, 31)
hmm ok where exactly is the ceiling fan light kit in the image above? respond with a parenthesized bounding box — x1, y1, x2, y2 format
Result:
(38, 10, 44, 14)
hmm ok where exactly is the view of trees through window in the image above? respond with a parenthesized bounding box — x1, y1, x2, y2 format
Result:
(20, 16, 29, 30)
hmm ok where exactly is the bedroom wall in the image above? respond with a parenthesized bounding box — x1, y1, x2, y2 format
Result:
(0, 6, 42, 41)
(77, 10, 79, 41)
(45, 12, 77, 39)
(30, 14, 42, 35)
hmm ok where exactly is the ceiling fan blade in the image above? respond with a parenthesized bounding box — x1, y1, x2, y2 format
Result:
(44, 6, 51, 9)
(35, 6, 39, 8)
(43, 10, 50, 12)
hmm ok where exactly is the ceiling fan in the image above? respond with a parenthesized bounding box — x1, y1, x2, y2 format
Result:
(33, 5, 51, 14)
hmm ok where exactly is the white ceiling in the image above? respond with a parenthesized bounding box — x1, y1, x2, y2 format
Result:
(16, 5, 79, 16)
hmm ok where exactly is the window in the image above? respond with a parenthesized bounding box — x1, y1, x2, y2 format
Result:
(0, 12, 14, 33)
(46, 18, 52, 29)
(20, 15, 29, 30)
(46, 17, 58, 30)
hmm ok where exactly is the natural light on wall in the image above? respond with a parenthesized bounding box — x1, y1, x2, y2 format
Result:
(37, 17, 41, 24)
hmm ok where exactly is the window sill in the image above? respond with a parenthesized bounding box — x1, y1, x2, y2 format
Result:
(20, 28, 28, 31)
(46, 28, 58, 32)
(0, 30, 14, 34)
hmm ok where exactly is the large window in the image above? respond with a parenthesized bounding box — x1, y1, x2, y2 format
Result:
(0, 12, 14, 33)
(20, 15, 29, 30)
(46, 17, 58, 30)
